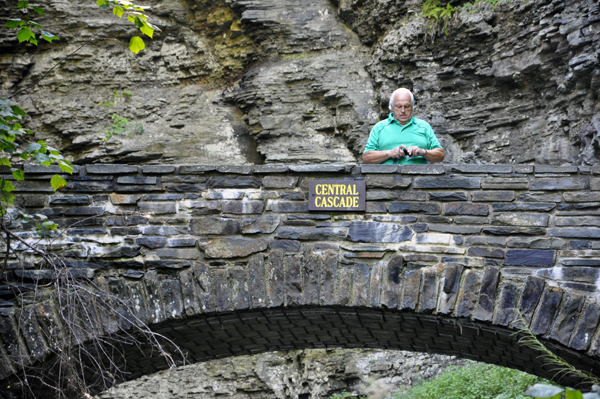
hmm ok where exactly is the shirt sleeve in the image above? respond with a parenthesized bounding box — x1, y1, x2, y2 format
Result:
(363, 124, 381, 153)
(426, 123, 443, 150)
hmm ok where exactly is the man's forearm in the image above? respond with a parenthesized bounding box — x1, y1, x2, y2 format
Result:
(423, 148, 445, 163)
(362, 150, 391, 164)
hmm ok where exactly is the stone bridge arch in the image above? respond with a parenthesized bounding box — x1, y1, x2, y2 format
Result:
(1, 163, 600, 396)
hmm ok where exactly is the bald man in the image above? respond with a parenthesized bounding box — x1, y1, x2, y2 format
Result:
(363, 88, 444, 164)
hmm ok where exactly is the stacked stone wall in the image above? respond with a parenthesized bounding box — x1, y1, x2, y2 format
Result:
(2, 163, 600, 393)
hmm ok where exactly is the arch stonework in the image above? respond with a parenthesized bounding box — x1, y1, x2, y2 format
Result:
(1, 163, 600, 395)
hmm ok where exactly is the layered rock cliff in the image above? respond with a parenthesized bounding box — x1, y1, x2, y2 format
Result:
(0, 0, 598, 165)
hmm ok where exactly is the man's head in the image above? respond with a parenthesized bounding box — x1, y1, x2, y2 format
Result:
(389, 88, 414, 126)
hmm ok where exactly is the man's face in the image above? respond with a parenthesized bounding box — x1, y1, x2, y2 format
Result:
(391, 92, 413, 125)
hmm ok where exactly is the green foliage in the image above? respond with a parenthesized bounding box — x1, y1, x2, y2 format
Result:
(4, 1, 159, 54)
(421, 0, 455, 35)
(392, 362, 547, 399)
(102, 113, 144, 141)
(0, 99, 72, 215)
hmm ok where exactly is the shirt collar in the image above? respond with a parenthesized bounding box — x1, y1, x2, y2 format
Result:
(388, 113, 414, 127)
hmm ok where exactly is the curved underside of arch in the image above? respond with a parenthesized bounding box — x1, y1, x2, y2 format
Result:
(6, 306, 599, 398)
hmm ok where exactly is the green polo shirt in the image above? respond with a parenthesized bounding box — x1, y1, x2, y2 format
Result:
(363, 114, 443, 165)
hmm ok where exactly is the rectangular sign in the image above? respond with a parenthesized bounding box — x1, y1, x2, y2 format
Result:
(308, 179, 366, 211)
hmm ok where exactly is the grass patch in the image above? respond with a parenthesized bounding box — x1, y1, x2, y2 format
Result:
(391, 362, 548, 399)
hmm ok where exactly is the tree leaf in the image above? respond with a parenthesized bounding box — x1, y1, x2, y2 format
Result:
(10, 105, 26, 117)
(0, 179, 15, 193)
(128, 36, 145, 54)
(566, 388, 584, 399)
(11, 169, 24, 181)
(525, 384, 564, 398)
(17, 1, 28, 9)
(41, 30, 58, 43)
(26, 142, 42, 153)
(0, 159, 11, 168)
(113, 6, 124, 18)
(50, 174, 68, 191)
(58, 160, 73, 175)
(4, 19, 21, 29)
(140, 21, 154, 38)
(17, 27, 35, 43)
(33, 6, 44, 15)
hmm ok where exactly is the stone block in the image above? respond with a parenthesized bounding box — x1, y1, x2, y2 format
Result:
(474, 266, 500, 322)
(116, 176, 158, 185)
(530, 178, 588, 191)
(365, 176, 411, 189)
(49, 195, 90, 205)
(144, 194, 182, 201)
(360, 164, 398, 174)
(530, 286, 563, 336)
(208, 176, 260, 189)
(428, 224, 482, 234)
(199, 237, 268, 258)
(216, 165, 253, 174)
(437, 264, 463, 315)
(467, 247, 504, 258)
(223, 201, 265, 214)
(334, 266, 353, 306)
(347, 221, 413, 243)
(275, 227, 347, 241)
(556, 217, 600, 226)
(266, 200, 309, 213)
(13, 181, 58, 193)
(388, 202, 441, 214)
(253, 164, 289, 173)
(471, 191, 515, 202)
(535, 165, 578, 174)
(242, 215, 281, 234)
(492, 202, 556, 212)
(454, 216, 489, 225)
(491, 213, 549, 227)
(86, 164, 138, 174)
(64, 206, 105, 216)
(136, 237, 166, 249)
(563, 192, 600, 202)
(506, 237, 565, 249)
(399, 164, 445, 174)
(106, 216, 148, 226)
(429, 192, 467, 201)
(302, 249, 319, 306)
(400, 269, 421, 310)
(570, 240, 591, 249)
(262, 176, 299, 188)
(514, 165, 534, 174)
(492, 283, 520, 327)
(179, 165, 216, 174)
(570, 302, 600, 350)
(249, 255, 267, 308)
(211, 269, 230, 312)
(465, 236, 506, 246)
(110, 194, 142, 205)
(366, 190, 398, 200)
(419, 267, 439, 313)
(229, 266, 250, 310)
(187, 200, 221, 214)
(284, 255, 302, 306)
(548, 228, 600, 238)
(366, 202, 388, 213)
(380, 255, 403, 309)
(191, 217, 240, 235)
(138, 202, 177, 214)
(269, 240, 300, 251)
(161, 279, 185, 319)
(167, 238, 197, 247)
(400, 191, 427, 201)
(292, 164, 353, 173)
(415, 233, 452, 245)
(548, 292, 584, 345)
(413, 177, 480, 189)
(482, 178, 528, 189)
(142, 165, 176, 174)
(481, 226, 546, 235)
(115, 184, 167, 193)
(504, 249, 555, 266)
(517, 276, 545, 327)
(517, 192, 562, 202)
(450, 164, 513, 174)
(455, 269, 482, 318)
(444, 203, 488, 216)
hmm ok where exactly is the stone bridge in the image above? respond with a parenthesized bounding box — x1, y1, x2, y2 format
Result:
(1, 163, 600, 396)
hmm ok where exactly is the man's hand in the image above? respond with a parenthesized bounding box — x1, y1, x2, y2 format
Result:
(400, 145, 426, 158)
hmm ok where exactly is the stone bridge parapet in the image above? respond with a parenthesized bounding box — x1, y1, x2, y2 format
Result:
(2, 163, 600, 395)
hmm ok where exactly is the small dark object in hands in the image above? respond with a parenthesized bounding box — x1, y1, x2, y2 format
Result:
(402, 148, 409, 156)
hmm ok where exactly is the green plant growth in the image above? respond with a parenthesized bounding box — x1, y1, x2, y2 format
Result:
(391, 362, 547, 399)
(421, 0, 455, 35)
(102, 113, 144, 141)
